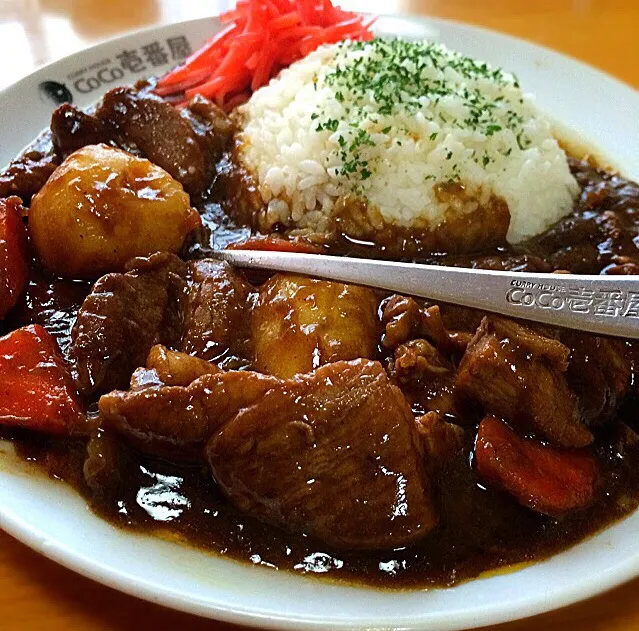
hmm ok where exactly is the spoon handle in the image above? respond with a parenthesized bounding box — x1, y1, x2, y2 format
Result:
(215, 250, 639, 339)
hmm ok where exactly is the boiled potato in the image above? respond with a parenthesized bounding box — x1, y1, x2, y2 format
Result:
(252, 274, 378, 378)
(29, 144, 200, 278)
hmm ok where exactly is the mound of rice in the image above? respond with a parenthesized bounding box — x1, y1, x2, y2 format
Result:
(235, 38, 578, 245)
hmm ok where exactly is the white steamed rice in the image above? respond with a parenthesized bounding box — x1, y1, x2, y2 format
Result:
(236, 38, 578, 244)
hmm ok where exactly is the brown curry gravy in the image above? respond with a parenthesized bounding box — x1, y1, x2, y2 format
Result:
(1, 153, 639, 589)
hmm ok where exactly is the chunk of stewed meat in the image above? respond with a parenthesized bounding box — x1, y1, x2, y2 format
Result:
(100, 368, 276, 452)
(96, 87, 210, 197)
(147, 344, 221, 384)
(390, 338, 459, 418)
(100, 359, 437, 549)
(0, 147, 59, 203)
(252, 274, 378, 378)
(70, 252, 187, 396)
(416, 412, 465, 473)
(560, 331, 631, 426)
(475, 416, 598, 517)
(50, 104, 111, 158)
(207, 359, 437, 550)
(181, 95, 234, 165)
(456, 316, 593, 448)
(129, 345, 221, 391)
(381, 295, 451, 353)
(0, 196, 28, 320)
(130, 344, 221, 390)
(181, 260, 254, 363)
(392, 339, 453, 385)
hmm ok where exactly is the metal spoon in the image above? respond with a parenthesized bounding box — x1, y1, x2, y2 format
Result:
(214, 249, 639, 339)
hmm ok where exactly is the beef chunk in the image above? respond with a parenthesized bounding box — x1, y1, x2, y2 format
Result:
(129, 344, 220, 390)
(475, 416, 598, 517)
(96, 87, 210, 197)
(615, 422, 639, 456)
(181, 260, 253, 362)
(70, 252, 187, 396)
(208, 360, 436, 549)
(146, 344, 221, 385)
(50, 104, 111, 158)
(560, 331, 631, 426)
(381, 296, 451, 352)
(392, 339, 453, 385)
(416, 412, 465, 473)
(456, 316, 593, 448)
(0, 145, 59, 202)
(100, 359, 437, 549)
(181, 95, 233, 166)
(100, 369, 275, 451)
(129, 367, 165, 391)
(390, 338, 459, 418)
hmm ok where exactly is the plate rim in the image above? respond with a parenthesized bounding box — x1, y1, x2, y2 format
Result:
(1, 11, 639, 630)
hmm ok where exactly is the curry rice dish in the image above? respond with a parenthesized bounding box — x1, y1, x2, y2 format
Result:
(0, 35, 639, 588)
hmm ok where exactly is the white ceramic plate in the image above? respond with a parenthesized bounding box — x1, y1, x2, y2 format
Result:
(1, 13, 639, 631)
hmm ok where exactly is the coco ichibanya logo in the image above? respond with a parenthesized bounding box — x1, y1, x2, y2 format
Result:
(38, 80, 73, 105)
(38, 35, 192, 103)
(506, 279, 639, 318)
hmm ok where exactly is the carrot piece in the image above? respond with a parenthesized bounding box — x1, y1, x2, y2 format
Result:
(475, 416, 598, 517)
(0, 325, 86, 435)
(0, 196, 28, 320)
(226, 235, 324, 254)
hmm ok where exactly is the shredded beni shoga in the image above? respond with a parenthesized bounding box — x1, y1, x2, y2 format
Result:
(155, 0, 376, 110)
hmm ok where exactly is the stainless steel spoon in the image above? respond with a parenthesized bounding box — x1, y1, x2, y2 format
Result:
(214, 249, 639, 339)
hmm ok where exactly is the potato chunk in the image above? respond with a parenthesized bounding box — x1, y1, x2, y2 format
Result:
(252, 274, 378, 378)
(29, 144, 200, 278)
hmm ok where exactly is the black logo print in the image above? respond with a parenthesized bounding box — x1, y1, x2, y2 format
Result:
(38, 81, 73, 105)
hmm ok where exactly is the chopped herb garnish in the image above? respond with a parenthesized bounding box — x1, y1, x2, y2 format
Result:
(308, 38, 528, 184)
